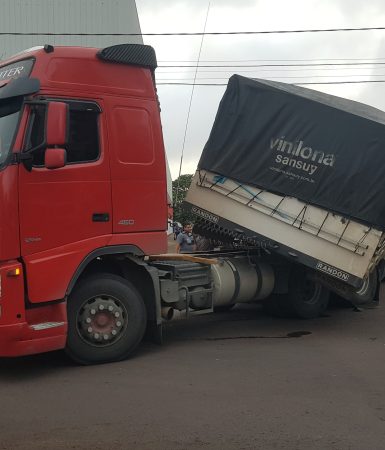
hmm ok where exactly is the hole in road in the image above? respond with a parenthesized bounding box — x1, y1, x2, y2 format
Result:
(286, 331, 312, 338)
(187, 331, 313, 341)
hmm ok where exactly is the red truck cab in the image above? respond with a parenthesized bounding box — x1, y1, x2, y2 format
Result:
(0, 44, 168, 361)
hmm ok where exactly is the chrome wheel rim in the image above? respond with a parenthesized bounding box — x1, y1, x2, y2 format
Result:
(76, 295, 128, 347)
(355, 276, 369, 296)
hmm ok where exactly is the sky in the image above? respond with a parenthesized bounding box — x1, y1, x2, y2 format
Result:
(136, 0, 385, 180)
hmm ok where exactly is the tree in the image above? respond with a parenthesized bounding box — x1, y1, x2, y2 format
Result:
(172, 174, 194, 225)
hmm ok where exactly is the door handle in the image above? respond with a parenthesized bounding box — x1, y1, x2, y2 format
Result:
(92, 213, 110, 222)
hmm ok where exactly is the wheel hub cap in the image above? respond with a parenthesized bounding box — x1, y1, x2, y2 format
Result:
(77, 296, 127, 346)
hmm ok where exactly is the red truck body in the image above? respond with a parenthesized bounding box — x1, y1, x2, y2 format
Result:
(0, 45, 168, 357)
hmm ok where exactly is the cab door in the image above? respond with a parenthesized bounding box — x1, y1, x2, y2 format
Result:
(18, 100, 112, 257)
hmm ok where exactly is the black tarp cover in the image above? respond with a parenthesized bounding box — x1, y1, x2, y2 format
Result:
(198, 75, 385, 230)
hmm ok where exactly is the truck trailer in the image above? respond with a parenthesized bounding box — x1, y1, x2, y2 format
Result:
(186, 75, 385, 305)
(0, 44, 383, 364)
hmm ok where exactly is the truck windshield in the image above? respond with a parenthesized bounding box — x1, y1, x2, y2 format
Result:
(0, 69, 40, 168)
(0, 104, 21, 167)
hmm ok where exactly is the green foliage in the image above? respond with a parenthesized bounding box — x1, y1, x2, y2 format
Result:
(172, 174, 195, 224)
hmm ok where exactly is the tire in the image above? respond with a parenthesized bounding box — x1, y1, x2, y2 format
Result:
(349, 269, 378, 306)
(330, 269, 379, 308)
(264, 268, 329, 319)
(66, 273, 147, 365)
(214, 304, 235, 313)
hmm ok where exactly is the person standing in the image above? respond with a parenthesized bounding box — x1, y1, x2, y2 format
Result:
(173, 222, 181, 240)
(176, 223, 195, 253)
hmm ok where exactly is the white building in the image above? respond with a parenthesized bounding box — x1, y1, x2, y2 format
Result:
(0, 0, 143, 60)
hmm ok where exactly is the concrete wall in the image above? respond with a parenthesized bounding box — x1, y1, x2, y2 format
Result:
(0, 0, 143, 59)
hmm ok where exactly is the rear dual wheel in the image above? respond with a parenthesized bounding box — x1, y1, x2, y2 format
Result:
(264, 268, 329, 319)
(66, 274, 146, 365)
(350, 269, 378, 305)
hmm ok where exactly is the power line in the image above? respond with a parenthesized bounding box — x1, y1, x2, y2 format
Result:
(1, 26, 385, 36)
(175, 1, 210, 203)
(159, 57, 385, 63)
(159, 62, 385, 68)
(158, 67, 385, 73)
(157, 74, 385, 81)
(157, 80, 385, 86)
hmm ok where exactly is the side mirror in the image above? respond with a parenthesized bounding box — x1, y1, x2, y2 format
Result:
(46, 102, 69, 146)
(45, 148, 67, 170)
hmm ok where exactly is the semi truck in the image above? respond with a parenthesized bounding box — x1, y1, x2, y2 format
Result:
(0, 43, 383, 364)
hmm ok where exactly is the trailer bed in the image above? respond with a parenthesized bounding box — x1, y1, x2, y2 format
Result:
(186, 170, 385, 288)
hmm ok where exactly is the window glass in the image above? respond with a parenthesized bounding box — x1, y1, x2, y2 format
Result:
(67, 109, 99, 164)
(25, 101, 100, 166)
(0, 109, 21, 166)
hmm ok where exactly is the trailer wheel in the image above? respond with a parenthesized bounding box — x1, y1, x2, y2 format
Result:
(66, 274, 146, 364)
(214, 304, 235, 313)
(264, 269, 329, 319)
(350, 269, 378, 305)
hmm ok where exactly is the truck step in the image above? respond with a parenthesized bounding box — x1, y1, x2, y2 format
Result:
(30, 321, 66, 331)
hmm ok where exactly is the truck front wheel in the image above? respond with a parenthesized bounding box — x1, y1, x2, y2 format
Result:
(66, 274, 147, 364)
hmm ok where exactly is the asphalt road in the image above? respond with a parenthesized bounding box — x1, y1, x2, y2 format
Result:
(0, 296, 385, 450)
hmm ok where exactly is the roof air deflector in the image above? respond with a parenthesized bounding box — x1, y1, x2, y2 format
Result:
(97, 44, 157, 70)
